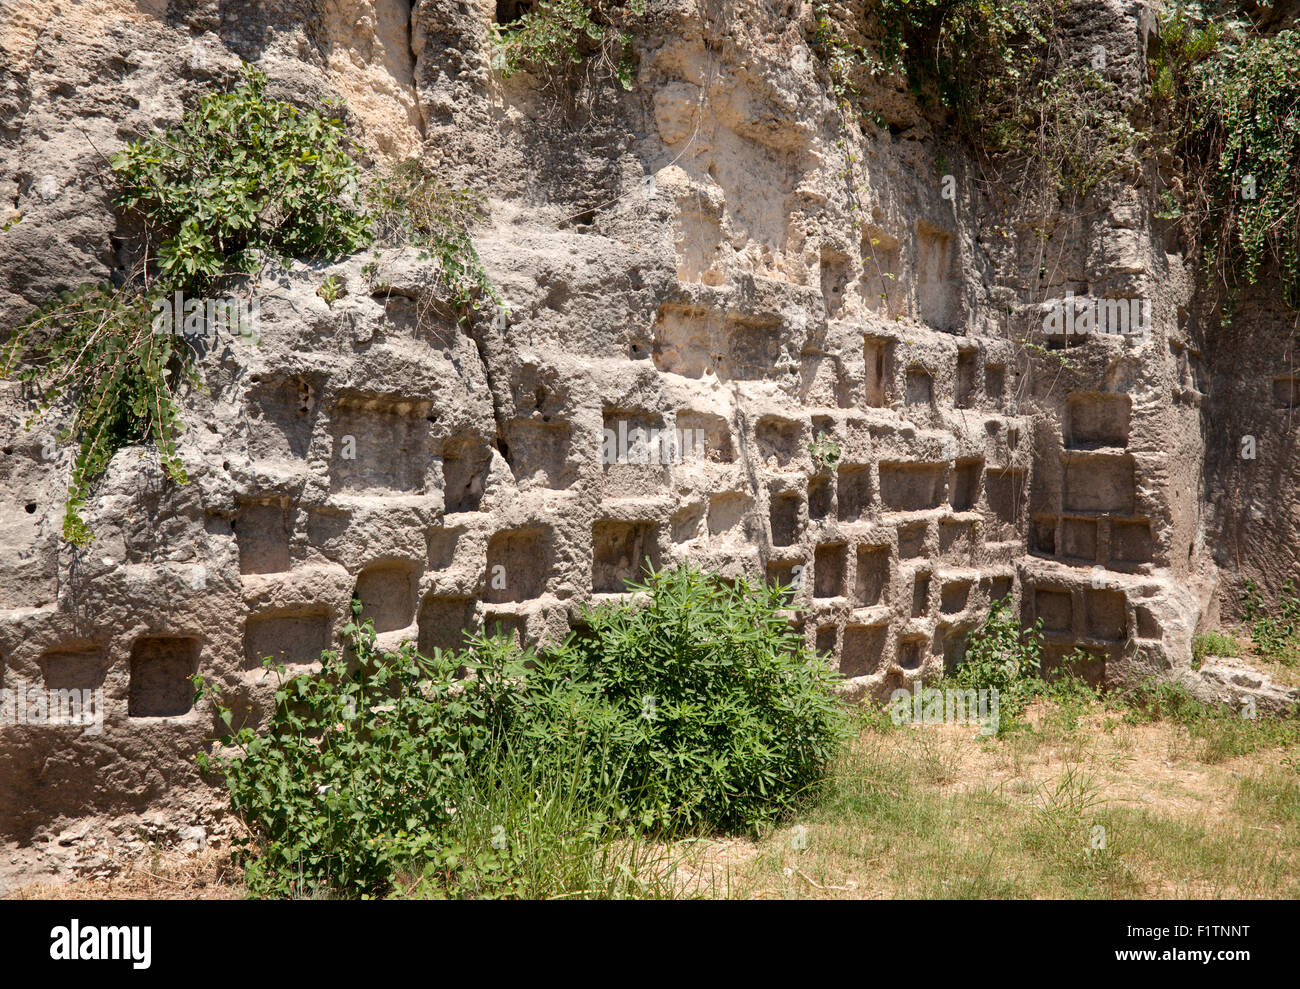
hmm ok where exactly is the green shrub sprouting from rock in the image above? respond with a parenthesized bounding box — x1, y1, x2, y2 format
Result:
(1149, 6, 1300, 314)
(110, 64, 370, 287)
(956, 595, 1043, 732)
(490, 0, 645, 91)
(1242, 578, 1300, 667)
(366, 157, 501, 315)
(197, 564, 848, 898)
(812, 1, 1140, 203)
(4, 66, 497, 545)
(3, 283, 192, 545)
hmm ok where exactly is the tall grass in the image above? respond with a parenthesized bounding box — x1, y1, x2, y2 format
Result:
(398, 741, 700, 900)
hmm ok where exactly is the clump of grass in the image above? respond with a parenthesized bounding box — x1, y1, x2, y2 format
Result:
(1192, 630, 1240, 668)
(1122, 679, 1300, 763)
(395, 742, 695, 900)
(1021, 763, 1141, 894)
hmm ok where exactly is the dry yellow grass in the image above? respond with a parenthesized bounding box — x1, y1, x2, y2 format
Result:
(9, 848, 241, 900)
(684, 696, 1300, 899)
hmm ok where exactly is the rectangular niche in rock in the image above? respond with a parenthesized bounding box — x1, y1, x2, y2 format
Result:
(808, 473, 833, 520)
(1110, 519, 1153, 565)
(863, 336, 893, 408)
(766, 560, 804, 605)
(592, 520, 660, 593)
(39, 642, 108, 691)
(129, 636, 200, 718)
(601, 408, 672, 498)
(246, 376, 316, 463)
(984, 468, 1024, 527)
(911, 571, 931, 617)
(939, 519, 977, 556)
(897, 635, 926, 670)
(950, 459, 983, 512)
(879, 462, 947, 512)
(504, 419, 573, 490)
(484, 612, 528, 649)
(1086, 588, 1128, 641)
(897, 522, 927, 559)
(1065, 392, 1131, 449)
(354, 561, 419, 633)
(769, 491, 802, 547)
(916, 221, 961, 334)
(854, 545, 890, 607)
(836, 464, 872, 522)
(755, 416, 803, 470)
(235, 497, 291, 575)
(841, 625, 886, 678)
(418, 595, 478, 656)
(442, 434, 493, 513)
(905, 366, 934, 406)
(1060, 517, 1098, 562)
(485, 528, 550, 603)
(1062, 452, 1136, 515)
(956, 349, 978, 408)
(707, 492, 753, 538)
(243, 611, 330, 672)
(940, 580, 972, 614)
(816, 625, 837, 657)
(675, 409, 734, 462)
(814, 542, 848, 598)
(1034, 587, 1073, 634)
(985, 364, 1006, 403)
(329, 394, 430, 495)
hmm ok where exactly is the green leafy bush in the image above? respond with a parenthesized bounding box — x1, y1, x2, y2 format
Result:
(1150, 7, 1300, 312)
(491, 0, 645, 91)
(957, 595, 1043, 730)
(195, 606, 557, 898)
(1242, 578, 1300, 666)
(535, 566, 849, 833)
(199, 565, 848, 897)
(111, 65, 369, 287)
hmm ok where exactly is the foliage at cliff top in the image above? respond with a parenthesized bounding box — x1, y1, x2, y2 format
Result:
(490, 0, 646, 91)
(1151, 4, 1300, 314)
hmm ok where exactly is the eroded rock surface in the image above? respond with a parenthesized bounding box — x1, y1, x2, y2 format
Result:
(0, 0, 1294, 888)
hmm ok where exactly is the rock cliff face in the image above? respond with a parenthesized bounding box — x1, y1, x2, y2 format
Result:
(0, 0, 1294, 886)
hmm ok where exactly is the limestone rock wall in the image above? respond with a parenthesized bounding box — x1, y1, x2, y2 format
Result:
(0, 0, 1285, 882)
